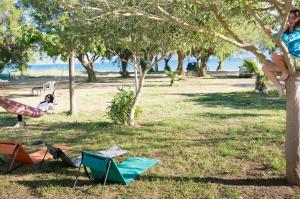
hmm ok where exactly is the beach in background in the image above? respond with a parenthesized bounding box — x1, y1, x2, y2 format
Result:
(4, 56, 256, 73)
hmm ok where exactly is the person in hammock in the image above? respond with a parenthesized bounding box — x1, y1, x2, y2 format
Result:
(0, 94, 54, 127)
(14, 94, 54, 127)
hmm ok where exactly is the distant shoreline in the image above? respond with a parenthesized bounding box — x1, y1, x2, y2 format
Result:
(4, 57, 252, 73)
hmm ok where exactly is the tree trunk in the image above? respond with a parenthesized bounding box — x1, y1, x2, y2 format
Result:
(176, 50, 185, 75)
(121, 59, 130, 78)
(170, 79, 174, 86)
(77, 54, 97, 82)
(85, 64, 97, 82)
(155, 56, 159, 72)
(216, 60, 224, 71)
(164, 53, 172, 71)
(119, 50, 131, 78)
(129, 72, 146, 126)
(164, 59, 171, 71)
(69, 52, 77, 115)
(286, 72, 300, 185)
(255, 76, 267, 92)
(133, 54, 139, 94)
(199, 55, 209, 77)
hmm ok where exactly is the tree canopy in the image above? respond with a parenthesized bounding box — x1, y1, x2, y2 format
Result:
(0, 0, 35, 73)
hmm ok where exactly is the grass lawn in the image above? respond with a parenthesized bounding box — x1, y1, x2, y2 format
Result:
(0, 73, 299, 198)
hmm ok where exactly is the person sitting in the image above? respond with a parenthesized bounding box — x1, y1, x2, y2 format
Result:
(263, 9, 300, 97)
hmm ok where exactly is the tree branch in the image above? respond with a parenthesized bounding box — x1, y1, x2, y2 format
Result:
(245, 1, 294, 74)
(85, 9, 165, 22)
(276, 1, 292, 40)
(155, 2, 267, 63)
(210, 4, 244, 44)
(85, 53, 90, 62)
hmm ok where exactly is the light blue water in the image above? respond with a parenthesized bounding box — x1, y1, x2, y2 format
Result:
(4, 56, 256, 73)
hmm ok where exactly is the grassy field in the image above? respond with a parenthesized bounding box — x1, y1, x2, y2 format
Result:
(0, 73, 299, 198)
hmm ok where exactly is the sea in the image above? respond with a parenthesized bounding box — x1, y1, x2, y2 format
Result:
(3, 56, 257, 73)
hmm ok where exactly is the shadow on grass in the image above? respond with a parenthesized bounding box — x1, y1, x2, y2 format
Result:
(0, 161, 79, 176)
(145, 175, 289, 187)
(15, 179, 89, 188)
(180, 92, 286, 110)
(18, 120, 145, 148)
(13, 175, 289, 190)
(44, 121, 138, 136)
(0, 112, 17, 127)
(193, 112, 271, 119)
(144, 84, 174, 88)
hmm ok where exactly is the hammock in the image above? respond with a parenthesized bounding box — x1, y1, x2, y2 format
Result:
(0, 96, 44, 118)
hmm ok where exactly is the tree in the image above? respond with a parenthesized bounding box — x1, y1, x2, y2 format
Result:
(70, 3, 188, 125)
(73, 0, 300, 185)
(0, 1, 36, 74)
(176, 49, 185, 75)
(243, 59, 267, 92)
(118, 49, 132, 78)
(164, 53, 172, 71)
(23, 0, 105, 82)
(165, 71, 177, 86)
(215, 43, 237, 71)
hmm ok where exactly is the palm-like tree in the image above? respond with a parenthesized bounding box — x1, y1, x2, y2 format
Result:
(165, 71, 177, 86)
(243, 59, 268, 92)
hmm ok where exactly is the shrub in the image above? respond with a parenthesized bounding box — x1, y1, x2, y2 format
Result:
(165, 71, 177, 86)
(243, 59, 268, 92)
(106, 88, 142, 125)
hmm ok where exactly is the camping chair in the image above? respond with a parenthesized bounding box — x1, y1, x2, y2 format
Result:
(74, 151, 159, 187)
(0, 141, 53, 172)
(39, 144, 80, 169)
(43, 81, 56, 94)
(39, 145, 127, 170)
(0, 79, 9, 96)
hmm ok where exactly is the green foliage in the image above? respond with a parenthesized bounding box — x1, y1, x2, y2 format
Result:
(0, 1, 36, 72)
(243, 59, 263, 77)
(106, 88, 142, 125)
(243, 59, 269, 91)
(23, 0, 105, 81)
(165, 71, 177, 86)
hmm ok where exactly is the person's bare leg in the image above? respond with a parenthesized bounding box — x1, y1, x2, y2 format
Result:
(272, 53, 289, 81)
(262, 62, 285, 97)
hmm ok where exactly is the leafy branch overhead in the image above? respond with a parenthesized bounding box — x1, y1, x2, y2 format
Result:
(71, 0, 295, 73)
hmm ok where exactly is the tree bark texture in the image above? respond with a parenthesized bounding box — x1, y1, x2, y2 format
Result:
(121, 59, 130, 78)
(69, 52, 77, 115)
(85, 65, 97, 82)
(199, 54, 210, 77)
(176, 50, 185, 75)
(120, 51, 131, 78)
(77, 54, 97, 82)
(129, 72, 145, 126)
(286, 72, 300, 185)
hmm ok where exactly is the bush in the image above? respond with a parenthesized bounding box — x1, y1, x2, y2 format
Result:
(165, 71, 177, 86)
(106, 88, 142, 125)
